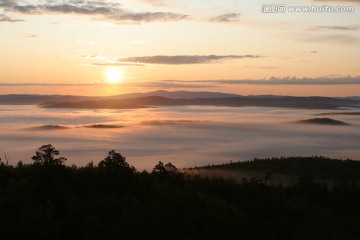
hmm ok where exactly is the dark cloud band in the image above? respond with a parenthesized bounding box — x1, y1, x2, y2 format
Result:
(312, 25, 359, 31)
(168, 77, 360, 85)
(99, 55, 261, 65)
(0, 13, 23, 22)
(0, 0, 188, 23)
(209, 13, 241, 23)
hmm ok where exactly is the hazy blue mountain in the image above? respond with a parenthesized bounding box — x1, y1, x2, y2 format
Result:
(0, 94, 90, 105)
(0, 91, 240, 104)
(112, 90, 241, 99)
(317, 112, 360, 116)
(1, 90, 360, 110)
(339, 96, 360, 101)
(40, 95, 360, 110)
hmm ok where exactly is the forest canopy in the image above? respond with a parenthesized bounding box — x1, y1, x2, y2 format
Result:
(0, 145, 360, 239)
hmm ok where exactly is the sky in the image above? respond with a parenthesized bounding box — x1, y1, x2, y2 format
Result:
(0, 0, 360, 96)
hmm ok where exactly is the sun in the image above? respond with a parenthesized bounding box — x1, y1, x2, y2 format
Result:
(106, 68, 123, 84)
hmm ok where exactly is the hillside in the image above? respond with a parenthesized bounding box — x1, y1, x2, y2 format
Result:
(112, 90, 241, 99)
(1, 91, 360, 110)
(40, 95, 360, 110)
(185, 156, 360, 184)
(0, 94, 90, 105)
(1, 154, 360, 239)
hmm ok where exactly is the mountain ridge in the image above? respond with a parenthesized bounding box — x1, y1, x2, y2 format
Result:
(1, 90, 360, 110)
(39, 95, 360, 110)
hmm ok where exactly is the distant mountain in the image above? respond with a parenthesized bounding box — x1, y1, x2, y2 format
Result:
(0, 91, 240, 105)
(1, 90, 360, 110)
(39, 98, 149, 109)
(317, 112, 360, 116)
(339, 96, 360, 101)
(112, 90, 241, 99)
(40, 95, 360, 110)
(0, 94, 90, 105)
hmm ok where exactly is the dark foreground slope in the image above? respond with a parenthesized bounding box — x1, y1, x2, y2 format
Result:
(1, 156, 360, 240)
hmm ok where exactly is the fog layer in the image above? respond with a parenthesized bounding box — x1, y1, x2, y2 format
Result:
(0, 105, 359, 170)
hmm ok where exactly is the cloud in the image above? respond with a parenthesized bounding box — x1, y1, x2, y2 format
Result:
(304, 34, 359, 44)
(3, 107, 360, 170)
(209, 13, 241, 23)
(108, 12, 188, 23)
(12, 4, 43, 14)
(25, 34, 39, 38)
(82, 124, 125, 129)
(26, 123, 125, 130)
(0, 81, 216, 89)
(111, 55, 261, 65)
(0, 82, 103, 86)
(140, 119, 206, 125)
(303, 50, 318, 54)
(27, 124, 70, 130)
(313, 0, 360, 3)
(138, 77, 360, 89)
(312, 26, 359, 31)
(1, 0, 188, 23)
(125, 81, 217, 89)
(92, 62, 145, 67)
(138, 0, 166, 6)
(165, 76, 360, 85)
(241, 66, 279, 69)
(91, 55, 261, 66)
(5, 0, 122, 15)
(0, 0, 15, 7)
(0, 13, 23, 22)
(3, 76, 360, 89)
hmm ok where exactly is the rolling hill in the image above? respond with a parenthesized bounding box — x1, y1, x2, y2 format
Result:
(1, 90, 360, 110)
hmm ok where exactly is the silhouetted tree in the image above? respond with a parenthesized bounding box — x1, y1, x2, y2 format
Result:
(31, 144, 67, 166)
(1, 156, 360, 239)
(152, 161, 177, 173)
(165, 162, 177, 173)
(152, 161, 166, 173)
(98, 150, 131, 172)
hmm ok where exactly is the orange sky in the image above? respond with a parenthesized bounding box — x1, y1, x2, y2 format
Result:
(0, 0, 359, 96)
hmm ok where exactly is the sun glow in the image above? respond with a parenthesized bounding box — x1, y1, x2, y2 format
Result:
(106, 68, 123, 84)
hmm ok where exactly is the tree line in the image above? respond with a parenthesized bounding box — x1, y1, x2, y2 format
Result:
(197, 156, 360, 182)
(0, 144, 360, 239)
